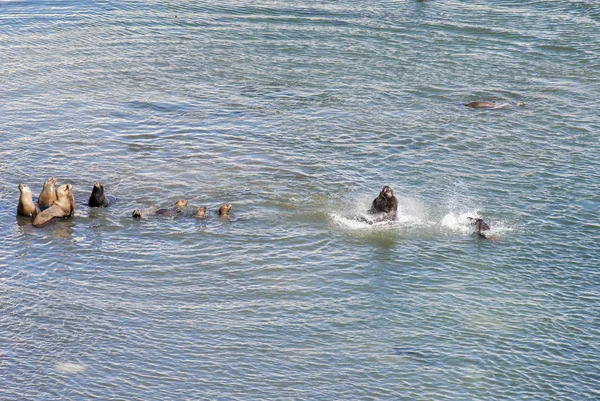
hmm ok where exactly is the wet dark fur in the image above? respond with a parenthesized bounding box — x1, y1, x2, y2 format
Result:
(368, 185, 398, 220)
(468, 217, 491, 239)
(88, 183, 117, 207)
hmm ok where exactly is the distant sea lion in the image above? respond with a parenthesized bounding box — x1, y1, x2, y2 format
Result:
(218, 204, 232, 217)
(17, 184, 40, 217)
(132, 199, 188, 219)
(38, 177, 57, 210)
(195, 206, 207, 219)
(33, 184, 75, 226)
(465, 101, 525, 109)
(467, 217, 491, 239)
(368, 185, 398, 221)
(88, 182, 117, 207)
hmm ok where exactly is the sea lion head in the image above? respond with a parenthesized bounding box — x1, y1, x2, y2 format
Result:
(44, 177, 57, 188)
(132, 209, 142, 218)
(219, 204, 232, 216)
(172, 199, 188, 208)
(56, 184, 71, 199)
(92, 182, 103, 192)
(19, 183, 32, 195)
(515, 101, 525, 107)
(381, 185, 394, 199)
(195, 206, 207, 219)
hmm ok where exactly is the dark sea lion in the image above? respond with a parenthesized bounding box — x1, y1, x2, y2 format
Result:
(368, 185, 398, 221)
(132, 199, 188, 219)
(467, 217, 491, 239)
(33, 184, 75, 226)
(38, 177, 57, 210)
(88, 182, 117, 207)
(17, 184, 40, 217)
(195, 206, 207, 219)
(218, 204, 232, 217)
(465, 101, 525, 109)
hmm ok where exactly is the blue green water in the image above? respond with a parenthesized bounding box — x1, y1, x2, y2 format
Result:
(1, 1, 599, 399)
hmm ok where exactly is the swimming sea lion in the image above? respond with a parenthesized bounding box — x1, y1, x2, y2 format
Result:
(17, 184, 39, 217)
(33, 184, 75, 226)
(467, 217, 491, 239)
(368, 185, 398, 220)
(38, 177, 57, 210)
(218, 204, 232, 217)
(465, 101, 525, 109)
(88, 182, 117, 207)
(195, 206, 207, 219)
(132, 200, 188, 219)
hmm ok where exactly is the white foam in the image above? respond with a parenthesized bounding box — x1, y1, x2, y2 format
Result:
(55, 361, 86, 374)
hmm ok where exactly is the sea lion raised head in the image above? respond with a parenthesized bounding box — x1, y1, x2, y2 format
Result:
(172, 199, 188, 208)
(368, 185, 398, 220)
(33, 184, 75, 226)
(38, 177, 58, 210)
(88, 182, 117, 207)
(515, 101, 525, 107)
(132, 209, 142, 218)
(218, 204, 232, 217)
(195, 206, 207, 219)
(17, 184, 39, 217)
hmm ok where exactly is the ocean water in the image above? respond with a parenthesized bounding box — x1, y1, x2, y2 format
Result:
(1, 1, 599, 399)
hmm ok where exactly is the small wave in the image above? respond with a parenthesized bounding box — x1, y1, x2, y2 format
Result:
(55, 361, 86, 374)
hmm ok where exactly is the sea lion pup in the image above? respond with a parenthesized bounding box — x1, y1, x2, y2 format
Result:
(368, 185, 398, 220)
(218, 204, 232, 217)
(17, 184, 40, 217)
(88, 182, 117, 207)
(465, 101, 525, 109)
(33, 184, 75, 226)
(467, 217, 491, 239)
(38, 177, 57, 210)
(195, 206, 207, 219)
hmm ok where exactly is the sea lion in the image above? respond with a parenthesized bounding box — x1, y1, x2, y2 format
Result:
(132, 199, 188, 219)
(17, 184, 39, 217)
(88, 182, 117, 207)
(368, 185, 398, 220)
(38, 177, 57, 210)
(467, 217, 491, 239)
(465, 101, 525, 109)
(195, 206, 207, 219)
(218, 204, 232, 217)
(33, 184, 75, 226)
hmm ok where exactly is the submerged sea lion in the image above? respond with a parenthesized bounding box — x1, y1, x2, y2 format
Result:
(465, 101, 525, 109)
(38, 177, 57, 210)
(218, 204, 232, 217)
(368, 185, 398, 221)
(17, 184, 39, 217)
(88, 182, 117, 207)
(132, 199, 188, 219)
(468, 217, 491, 239)
(33, 184, 75, 226)
(195, 206, 207, 219)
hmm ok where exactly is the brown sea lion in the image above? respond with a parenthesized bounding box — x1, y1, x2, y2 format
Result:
(195, 206, 207, 219)
(38, 177, 57, 210)
(33, 184, 75, 226)
(17, 184, 40, 217)
(132, 199, 188, 219)
(465, 101, 525, 109)
(218, 204, 232, 217)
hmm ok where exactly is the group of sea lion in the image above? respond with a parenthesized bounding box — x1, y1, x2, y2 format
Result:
(369, 185, 492, 239)
(17, 178, 232, 227)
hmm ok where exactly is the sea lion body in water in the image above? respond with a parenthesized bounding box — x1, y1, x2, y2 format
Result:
(38, 177, 57, 210)
(33, 184, 75, 226)
(195, 206, 207, 219)
(465, 101, 525, 109)
(88, 182, 117, 207)
(218, 204, 232, 217)
(368, 185, 398, 221)
(132, 200, 188, 219)
(17, 184, 40, 217)
(468, 217, 491, 239)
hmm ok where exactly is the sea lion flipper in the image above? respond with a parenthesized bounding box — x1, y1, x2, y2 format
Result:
(33, 204, 68, 226)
